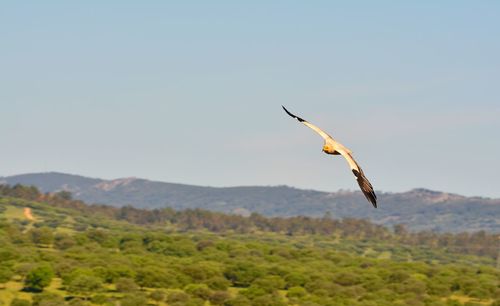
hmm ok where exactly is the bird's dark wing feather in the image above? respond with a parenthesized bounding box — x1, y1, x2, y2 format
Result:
(282, 106, 333, 141)
(282, 105, 306, 122)
(341, 151, 377, 208)
(352, 168, 377, 208)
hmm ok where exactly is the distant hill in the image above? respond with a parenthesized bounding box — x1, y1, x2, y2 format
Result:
(1, 172, 499, 233)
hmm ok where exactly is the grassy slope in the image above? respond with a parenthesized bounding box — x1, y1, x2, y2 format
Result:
(3, 205, 25, 220)
(0, 197, 498, 306)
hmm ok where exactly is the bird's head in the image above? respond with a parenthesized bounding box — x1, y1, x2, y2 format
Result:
(322, 145, 332, 153)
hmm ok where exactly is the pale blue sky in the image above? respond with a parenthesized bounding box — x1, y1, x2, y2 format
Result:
(1, 1, 499, 197)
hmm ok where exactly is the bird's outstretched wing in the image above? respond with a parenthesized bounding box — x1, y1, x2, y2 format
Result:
(282, 105, 332, 141)
(339, 150, 377, 208)
(282, 105, 377, 208)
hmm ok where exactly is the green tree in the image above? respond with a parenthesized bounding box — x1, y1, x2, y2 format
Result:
(209, 291, 231, 305)
(53, 233, 76, 250)
(251, 294, 287, 306)
(29, 227, 54, 245)
(284, 272, 307, 288)
(55, 190, 73, 201)
(224, 262, 265, 287)
(182, 262, 219, 282)
(206, 276, 231, 290)
(150, 290, 166, 304)
(0, 246, 18, 262)
(252, 276, 286, 293)
(90, 294, 112, 305)
(167, 291, 190, 304)
(121, 293, 148, 306)
(0, 266, 13, 283)
(333, 272, 362, 286)
(86, 229, 109, 245)
(287, 286, 307, 298)
(96, 264, 135, 283)
(24, 265, 54, 292)
(135, 266, 178, 288)
(224, 295, 251, 306)
(67, 274, 103, 297)
(115, 277, 138, 292)
(32, 292, 66, 306)
(185, 283, 212, 300)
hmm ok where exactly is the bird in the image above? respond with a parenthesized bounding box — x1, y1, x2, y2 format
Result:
(282, 105, 377, 207)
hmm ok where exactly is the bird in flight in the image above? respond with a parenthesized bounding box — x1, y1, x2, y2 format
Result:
(282, 106, 377, 207)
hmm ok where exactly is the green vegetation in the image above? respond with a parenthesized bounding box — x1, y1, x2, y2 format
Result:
(24, 265, 54, 292)
(4, 172, 500, 233)
(0, 184, 499, 305)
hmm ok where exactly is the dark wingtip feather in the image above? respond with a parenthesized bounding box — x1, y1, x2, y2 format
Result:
(282, 105, 305, 122)
(367, 191, 377, 208)
(352, 169, 377, 208)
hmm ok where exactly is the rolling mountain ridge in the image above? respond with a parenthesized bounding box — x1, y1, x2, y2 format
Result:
(1, 172, 498, 233)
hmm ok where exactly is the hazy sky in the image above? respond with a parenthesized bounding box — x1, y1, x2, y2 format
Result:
(1, 1, 499, 197)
